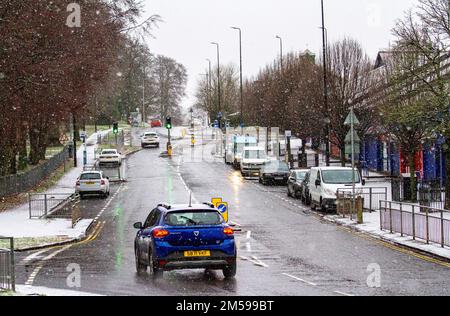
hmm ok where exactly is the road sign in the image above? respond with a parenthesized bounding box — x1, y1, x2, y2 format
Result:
(212, 198, 229, 222)
(217, 112, 223, 119)
(344, 112, 360, 126)
(285, 130, 292, 138)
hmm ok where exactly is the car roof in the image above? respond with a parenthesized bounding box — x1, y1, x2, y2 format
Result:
(81, 171, 102, 175)
(145, 132, 157, 134)
(157, 204, 220, 213)
(311, 167, 354, 171)
(102, 149, 117, 152)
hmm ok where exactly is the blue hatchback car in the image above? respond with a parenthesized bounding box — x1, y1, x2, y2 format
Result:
(133, 203, 237, 278)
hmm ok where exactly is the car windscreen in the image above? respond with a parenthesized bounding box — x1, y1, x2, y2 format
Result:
(165, 211, 223, 226)
(244, 150, 266, 159)
(295, 171, 308, 180)
(322, 170, 360, 184)
(80, 173, 101, 180)
(263, 162, 289, 173)
(102, 151, 117, 155)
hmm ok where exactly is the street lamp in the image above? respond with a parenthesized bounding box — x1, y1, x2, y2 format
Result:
(231, 26, 244, 128)
(211, 42, 222, 128)
(275, 35, 283, 71)
(321, 0, 331, 166)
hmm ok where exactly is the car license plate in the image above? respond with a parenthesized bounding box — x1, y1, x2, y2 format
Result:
(184, 250, 211, 257)
(275, 177, 284, 181)
(86, 182, 95, 185)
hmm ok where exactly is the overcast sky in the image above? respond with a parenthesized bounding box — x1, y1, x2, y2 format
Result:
(143, 0, 419, 108)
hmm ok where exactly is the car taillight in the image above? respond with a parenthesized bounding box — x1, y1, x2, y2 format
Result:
(101, 180, 105, 185)
(153, 228, 169, 238)
(223, 227, 234, 236)
(76, 181, 80, 186)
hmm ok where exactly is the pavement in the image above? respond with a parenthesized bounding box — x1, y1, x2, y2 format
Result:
(10, 126, 450, 296)
(0, 130, 111, 249)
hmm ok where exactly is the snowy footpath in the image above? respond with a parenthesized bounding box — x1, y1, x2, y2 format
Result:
(0, 131, 109, 250)
(324, 211, 450, 261)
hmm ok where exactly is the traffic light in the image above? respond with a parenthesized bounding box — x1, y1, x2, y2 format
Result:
(165, 116, 172, 130)
(113, 122, 119, 135)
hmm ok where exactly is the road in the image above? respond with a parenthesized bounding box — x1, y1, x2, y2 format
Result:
(14, 127, 450, 296)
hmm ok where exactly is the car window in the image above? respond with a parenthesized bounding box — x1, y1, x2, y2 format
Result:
(244, 150, 266, 159)
(322, 170, 361, 184)
(144, 209, 160, 228)
(295, 171, 307, 181)
(102, 150, 117, 155)
(145, 133, 157, 137)
(164, 211, 222, 226)
(80, 173, 101, 180)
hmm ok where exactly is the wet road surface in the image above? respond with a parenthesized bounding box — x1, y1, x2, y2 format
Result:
(14, 127, 450, 296)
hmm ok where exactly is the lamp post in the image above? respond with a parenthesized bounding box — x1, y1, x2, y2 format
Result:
(321, 0, 331, 167)
(206, 59, 212, 122)
(275, 35, 283, 71)
(211, 42, 221, 128)
(231, 26, 244, 128)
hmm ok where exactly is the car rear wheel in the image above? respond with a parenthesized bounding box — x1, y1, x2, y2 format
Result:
(135, 249, 147, 274)
(223, 260, 237, 278)
(149, 251, 163, 278)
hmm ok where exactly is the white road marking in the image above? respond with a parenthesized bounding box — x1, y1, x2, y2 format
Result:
(334, 291, 355, 297)
(246, 231, 252, 239)
(25, 245, 72, 286)
(21, 248, 52, 265)
(282, 273, 317, 287)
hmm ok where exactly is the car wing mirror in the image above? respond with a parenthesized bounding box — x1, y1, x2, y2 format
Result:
(362, 179, 366, 186)
(133, 222, 143, 230)
(315, 179, 321, 187)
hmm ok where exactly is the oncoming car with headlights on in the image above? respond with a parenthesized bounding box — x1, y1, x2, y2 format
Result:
(133, 203, 237, 278)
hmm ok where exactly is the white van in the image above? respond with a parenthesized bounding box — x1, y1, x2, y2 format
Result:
(240, 147, 269, 176)
(308, 167, 364, 212)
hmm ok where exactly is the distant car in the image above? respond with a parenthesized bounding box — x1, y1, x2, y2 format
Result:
(151, 119, 163, 128)
(287, 169, 309, 198)
(98, 149, 122, 166)
(76, 171, 110, 199)
(240, 147, 269, 177)
(141, 132, 160, 148)
(301, 171, 312, 205)
(259, 161, 290, 186)
(133, 203, 237, 278)
(309, 167, 365, 212)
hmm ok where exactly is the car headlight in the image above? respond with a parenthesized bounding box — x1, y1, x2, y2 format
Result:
(324, 188, 337, 197)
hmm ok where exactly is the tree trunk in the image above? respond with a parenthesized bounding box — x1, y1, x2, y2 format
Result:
(340, 143, 346, 167)
(408, 150, 417, 203)
(445, 140, 450, 210)
(18, 130, 28, 171)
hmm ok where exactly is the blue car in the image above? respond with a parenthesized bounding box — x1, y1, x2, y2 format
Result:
(133, 203, 237, 278)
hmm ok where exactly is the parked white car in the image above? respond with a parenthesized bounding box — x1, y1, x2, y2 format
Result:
(76, 171, 110, 199)
(240, 147, 269, 177)
(225, 136, 257, 168)
(98, 149, 122, 166)
(308, 167, 364, 212)
(141, 132, 160, 148)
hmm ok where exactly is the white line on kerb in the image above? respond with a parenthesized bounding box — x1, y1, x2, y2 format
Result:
(282, 273, 317, 287)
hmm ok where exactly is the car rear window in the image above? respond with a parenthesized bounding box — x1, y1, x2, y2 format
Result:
(165, 211, 223, 226)
(102, 150, 117, 155)
(145, 133, 157, 137)
(80, 173, 101, 180)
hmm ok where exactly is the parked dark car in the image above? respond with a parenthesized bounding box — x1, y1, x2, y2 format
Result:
(259, 161, 290, 186)
(301, 171, 312, 205)
(287, 169, 309, 199)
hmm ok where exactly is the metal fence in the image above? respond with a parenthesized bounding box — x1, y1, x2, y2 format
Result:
(0, 146, 69, 198)
(97, 131, 125, 148)
(29, 193, 73, 218)
(392, 178, 446, 209)
(380, 200, 450, 248)
(0, 237, 15, 292)
(337, 187, 388, 212)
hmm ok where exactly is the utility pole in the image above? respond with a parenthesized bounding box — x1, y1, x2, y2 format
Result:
(232, 27, 244, 128)
(321, 0, 331, 166)
(276, 35, 283, 71)
(211, 42, 221, 128)
(72, 113, 77, 168)
(142, 66, 146, 126)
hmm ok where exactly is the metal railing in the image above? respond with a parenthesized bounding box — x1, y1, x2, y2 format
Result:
(0, 146, 69, 198)
(380, 200, 450, 248)
(337, 187, 388, 212)
(28, 193, 74, 219)
(0, 237, 15, 292)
